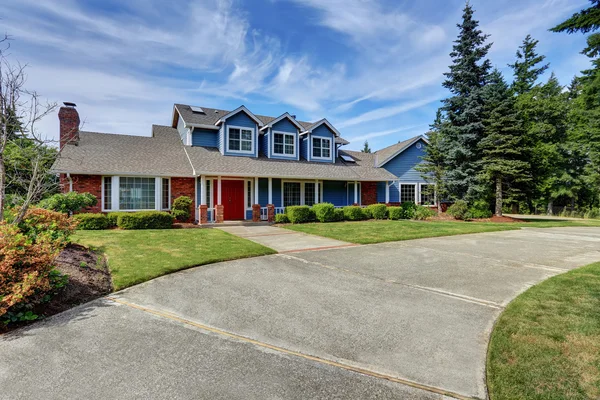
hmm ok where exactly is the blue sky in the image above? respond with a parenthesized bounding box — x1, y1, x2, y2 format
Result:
(2, 0, 591, 151)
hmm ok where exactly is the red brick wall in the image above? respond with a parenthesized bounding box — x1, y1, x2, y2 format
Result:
(361, 181, 378, 205)
(171, 177, 196, 222)
(69, 174, 102, 213)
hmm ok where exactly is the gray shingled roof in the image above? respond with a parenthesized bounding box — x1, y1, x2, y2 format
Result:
(51, 125, 195, 177)
(374, 135, 427, 167)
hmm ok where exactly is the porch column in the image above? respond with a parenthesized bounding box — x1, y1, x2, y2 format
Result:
(314, 180, 319, 205)
(353, 181, 358, 205)
(199, 175, 207, 224)
(254, 177, 259, 205)
(216, 176, 223, 223)
(268, 177, 273, 205)
(385, 181, 390, 204)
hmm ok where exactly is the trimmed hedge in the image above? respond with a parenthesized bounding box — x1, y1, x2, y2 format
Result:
(275, 213, 290, 223)
(413, 206, 436, 220)
(286, 206, 313, 224)
(312, 202, 336, 222)
(107, 212, 128, 227)
(117, 211, 174, 230)
(388, 206, 403, 220)
(367, 204, 388, 220)
(73, 213, 111, 230)
(172, 196, 193, 222)
(343, 206, 366, 221)
(333, 208, 344, 221)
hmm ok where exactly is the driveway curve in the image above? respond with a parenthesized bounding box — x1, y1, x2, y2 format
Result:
(2, 227, 600, 400)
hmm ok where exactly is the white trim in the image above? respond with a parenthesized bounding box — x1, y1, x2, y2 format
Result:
(301, 118, 341, 137)
(217, 176, 222, 204)
(160, 177, 171, 210)
(225, 125, 255, 155)
(259, 112, 303, 131)
(353, 180, 358, 204)
(254, 177, 259, 205)
(268, 177, 273, 204)
(376, 135, 430, 167)
(346, 182, 361, 206)
(200, 175, 207, 206)
(418, 182, 435, 206)
(215, 105, 264, 127)
(399, 182, 419, 203)
(310, 136, 333, 161)
(271, 130, 297, 157)
(385, 182, 390, 203)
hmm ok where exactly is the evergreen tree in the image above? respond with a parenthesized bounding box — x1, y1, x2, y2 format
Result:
(361, 140, 372, 153)
(508, 35, 549, 95)
(438, 2, 492, 201)
(479, 69, 530, 216)
(550, 0, 600, 34)
(417, 110, 448, 213)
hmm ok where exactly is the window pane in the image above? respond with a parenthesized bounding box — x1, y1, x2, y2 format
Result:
(304, 183, 315, 206)
(119, 177, 156, 210)
(283, 182, 301, 207)
(241, 140, 252, 151)
(229, 128, 240, 139)
(229, 138, 240, 150)
(400, 184, 416, 203)
(322, 139, 330, 158)
(274, 143, 284, 154)
(241, 130, 252, 141)
(274, 133, 283, 145)
(284, 144, 294, 155)
(162, 178, 169, 209)
(284, 135, 294, 145)
(103, 177, 112, 210)
(312, 138, 321, 158)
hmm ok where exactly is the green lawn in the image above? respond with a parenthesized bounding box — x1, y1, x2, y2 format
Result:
(487, 262, 600, 400)
(72, 229, 276, 290)
(282, 219, 600, 244)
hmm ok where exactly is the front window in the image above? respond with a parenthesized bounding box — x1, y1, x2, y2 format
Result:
(162, 178, 170, 210)
(246, 180, 253, 208)
(119, 177, 156, 210)
(273, 132, 295, 156)
(312, 137, 331, 159)
(420, 184, 435, 205)
(283, 182, 301, 207)
(400, 184, 416, 203)
(304, 183, 321, 206)
(228, 127, 253, 153)
(103, 177, 112, 210)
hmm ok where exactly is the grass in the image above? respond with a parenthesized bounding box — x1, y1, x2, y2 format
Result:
(72, 229, 276, 290)
(281, 219, 600, 245)
(487, 262, 600, 400)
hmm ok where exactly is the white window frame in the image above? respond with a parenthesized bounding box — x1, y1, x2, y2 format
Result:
(272, 131, 296, 157)
(281, 180, 323, 207)
(101, 176, 170, 212)
(161, 177, 171, 210)
(311, 136, 332, 160)
(226, 125, 254, 154)
(399, 182, 418, 204)
(243, 179, 254, 210)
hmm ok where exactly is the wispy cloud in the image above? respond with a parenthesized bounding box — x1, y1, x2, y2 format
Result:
(346, 124, 429, 143)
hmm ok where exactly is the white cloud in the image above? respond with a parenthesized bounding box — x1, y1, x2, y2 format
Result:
(345, 124, 429, 143)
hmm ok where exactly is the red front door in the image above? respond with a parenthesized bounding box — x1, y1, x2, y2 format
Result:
(220, 180, 245, 220)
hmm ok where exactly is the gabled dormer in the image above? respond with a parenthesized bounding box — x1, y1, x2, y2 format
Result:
(300, 119, 340, 164)
(259, 112, 303, 161)
(215, 106, 263, 158)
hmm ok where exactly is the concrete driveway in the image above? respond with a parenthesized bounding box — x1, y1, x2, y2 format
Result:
(2, 227, 600, 400)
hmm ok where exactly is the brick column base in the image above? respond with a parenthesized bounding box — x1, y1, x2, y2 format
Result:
(216, 204, 224, 223)
(267, 204, 275, 223)
(199, 205, 208, 224)
(252, 204, 261, 222)
(352, 203, 360, 206)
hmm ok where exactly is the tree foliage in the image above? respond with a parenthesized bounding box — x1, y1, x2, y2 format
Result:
(508, 35, 549, 95)
(361, 140, 372, 153)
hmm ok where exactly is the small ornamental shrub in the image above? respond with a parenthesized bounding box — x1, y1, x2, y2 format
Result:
(367, 204, 388, 220)
(39, 191, 97, 215)
(333, 208, 344, 221)
(286, 206, 313, 224)
(171, 196, 193, 222)
(584, 207, 600, 219)
(312, 203, 336, 222)
(465, 200, 492, 219)
(400, 201, 417, 219)
(275, 213, 290, 224)
(73, 213, 111, 230)
(388, 206, 403, 220)
(106, 212, 128, 227)
(413, 206, 436, 220)
(343, 206, 366, 221)
(17, 207, 76, 247)
(447, 200, 469, 220)
(117, 211, 174, 230)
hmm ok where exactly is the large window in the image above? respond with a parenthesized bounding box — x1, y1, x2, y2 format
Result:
(227, 126, 253, 153)
(103, 177, 112, 210)
(119, 177, 156, 210)
(304, 183, 322, 206)
(420, 184, 435, 205)
(312, 137, 331, 159)
(400, 184, 416, 203)
(162, 178, 170, 210)
(273, 132, 295, 156)
(283, 182, 301, 207)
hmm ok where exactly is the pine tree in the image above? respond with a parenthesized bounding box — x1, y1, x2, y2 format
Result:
(479, 69, 530, 216)
(417, 110, 448, 213)
(508, 35, 549, 95)
(438, 2, 492, 201)
(361, 140, 372, 153)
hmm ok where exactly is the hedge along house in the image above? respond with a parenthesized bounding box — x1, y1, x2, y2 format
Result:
(52, 102, 432, 223)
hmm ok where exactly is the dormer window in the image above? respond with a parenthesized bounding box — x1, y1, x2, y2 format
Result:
(273, 132, 295, 156)
(227, 126, 254, 154)
(312, 137, 331, 159)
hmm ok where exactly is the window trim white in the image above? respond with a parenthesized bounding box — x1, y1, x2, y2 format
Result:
(399, 182, 418, 204)
(243, 179, 255, 210)
(310, 136, 332, 160)
(271, 130, 296, 157)
(281, 180, 323, 207)
(101, 175, 170, 212)
(161, 177, 171, 210)
(226, 125, 255, 155)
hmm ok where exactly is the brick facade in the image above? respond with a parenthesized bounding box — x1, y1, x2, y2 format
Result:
(58, 105, 80, 150)
(67, 174, 102, 213)
(361, 181, 378, 205)
(171, 177, 196, 222)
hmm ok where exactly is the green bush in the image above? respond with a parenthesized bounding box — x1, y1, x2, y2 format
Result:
(117, 211, 174, 230)
(465, 200, 492, 219)
(388, 206, 403, 220)
(312, 202, 336, 222)
(413, 206, 436, 220)
(447, 200, 469, 220)
(367, 204, 388, 220)
(171, 196, 193, 222)
(362, 207, 373, 219)
(107, 212, 128, 227)
(400, 201, 417, 219)
(286, 206, 313, 224)
(275, 213, 289, 223)
(39, 192, 97, 214)
(584, 207, 600, 219)
(343, 206, 366, 221)
(333, 208, 344, 221)
(73, 213, 111, 230)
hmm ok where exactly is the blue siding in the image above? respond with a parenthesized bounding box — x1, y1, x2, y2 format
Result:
(245, 210, 252, 220)
(300, 137, 309, 160)
(191, 128, 218, 147)
(222, 111, 258, 157)
(258, 178, 268, 206)
(176, 116, 187, 144)
(389, 181, 400, 203)
(218, 125, 224, 153)
(272, 179, 282, 207)
(323, 180, 348, 206)
(260, 132, 269, 156)
(309, 125, 335, 163)
(382, 140, 428, 183)
(270, 118, 299, 160)
(377, 182, 387, 203)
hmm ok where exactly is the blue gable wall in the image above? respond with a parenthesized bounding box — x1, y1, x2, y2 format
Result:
(260, 132, 269, 156)
(222, 111, 258, 157)
(270, 118, 300, 160)
(192, 128, 218, 147)
(309, 125, 335, 163)
(382, 139, 427, 183)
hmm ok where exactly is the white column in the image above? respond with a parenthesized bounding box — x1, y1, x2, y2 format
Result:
(314, 180, 319, 205)
(217, 176, 222, 204)
(385, 182, 390, 203)
(398, 182, 402, 203)
(200, 175, 207, 206)
(268, 177, 273, 204)
(416, 184, 420, 204)
(353, 181, 358, 204)
(111, 176, 119, 211)
(155, 177, 161, 210)
(254, 177, 259, 205)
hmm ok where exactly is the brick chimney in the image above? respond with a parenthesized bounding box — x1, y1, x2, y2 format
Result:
(59, 102, 80, 150)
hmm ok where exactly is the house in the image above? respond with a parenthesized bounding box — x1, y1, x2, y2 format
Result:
(52, 103, 432, 222)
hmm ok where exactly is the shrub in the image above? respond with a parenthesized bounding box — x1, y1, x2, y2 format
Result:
(584, 207, 600, 219)
(333, 208, 344, 221)
(39, 192, 97, 215)
(343, 206, 366, 221)
(171, 196, 193, 222)
(400, 201, 417, 219)
(107, 212, 128, 227)
(447, 200, 469, 220)
(367, 204, 388, 220)
(275, 213, 289, 223)
(362, 207, 373, 219)
(465, 200, 492, 219)
(388, 206, 403, 220)
(312, 202, 336, 222)
(286, 206, 313, 224)
(413, 206, 436, 220)
(117, 211, 174, 230)
(17, 207, 76, 247)
(73, 213, 110, 230)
